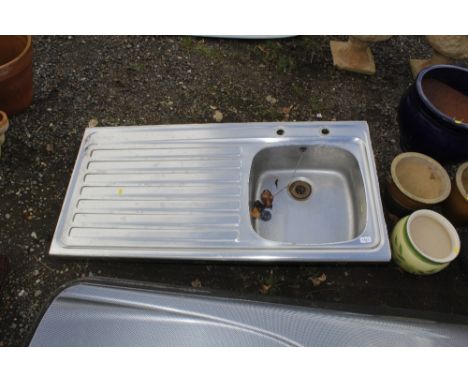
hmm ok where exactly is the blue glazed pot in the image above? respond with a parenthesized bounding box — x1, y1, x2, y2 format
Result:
(398, 65, 468, 163)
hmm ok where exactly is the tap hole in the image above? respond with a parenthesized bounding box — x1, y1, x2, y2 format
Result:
(321, 128, 330, 135)
(276, 129, 285, 136)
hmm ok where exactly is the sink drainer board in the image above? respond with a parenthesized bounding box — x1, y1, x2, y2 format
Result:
(50, 122, 391, 262)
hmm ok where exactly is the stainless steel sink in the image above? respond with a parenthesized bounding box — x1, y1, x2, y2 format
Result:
(50, 122, 390, 262)
(249, 145, 366, 244)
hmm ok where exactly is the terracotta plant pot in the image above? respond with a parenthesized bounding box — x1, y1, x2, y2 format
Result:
(0, 35, 33, 115)
(0, 110, 8, 159)
(386, 152, 451, 216)
(443, 162, 468, 226)
(391, 209, 460, 275)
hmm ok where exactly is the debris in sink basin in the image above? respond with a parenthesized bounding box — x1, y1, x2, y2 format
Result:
(253, 200, 265, 212)
(274, 178, 279, 189)
(250, 206, 262, 219)
(250, 190, 274, 221)
(251, 200, 265, 218)
(251, 200, 270, 220)
(261, 189, 274, 209)
(261, 209, 272, 221)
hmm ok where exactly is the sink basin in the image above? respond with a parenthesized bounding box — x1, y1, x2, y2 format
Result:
(50, 121, 390, 262)
(249, 145, 366, 244)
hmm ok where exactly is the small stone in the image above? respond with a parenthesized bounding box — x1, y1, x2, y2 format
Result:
(390, 139, 396, 144)
(46, 143, 54, 152)
(213, 110, 223, 122)
(316, 113, 323, 119)
(191, 279, 202, 288)
(31, 232, 38, 240)
(18, 289, 26, 297)
(344, 271, 349, 277)
(266, 95, 277, 104)
(34, 290, 42, 297)
(5, 213, 10, 219)
(161, 100, 173, 108)
(88, 118, 98, 127)
(46, 108, 52, 112)
(32, 269, 39, 276)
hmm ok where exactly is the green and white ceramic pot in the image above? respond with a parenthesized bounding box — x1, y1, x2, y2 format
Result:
(391, 209, 460, 275)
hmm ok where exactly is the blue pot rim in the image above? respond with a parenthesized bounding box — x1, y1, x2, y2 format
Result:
(415, 64, 468, 131)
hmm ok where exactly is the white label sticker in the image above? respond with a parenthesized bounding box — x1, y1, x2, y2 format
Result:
(360, 236, 372, 244)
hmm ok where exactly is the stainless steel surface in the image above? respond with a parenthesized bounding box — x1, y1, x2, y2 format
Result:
(249, 145, 366, 244)
(30, 282, 468, 346)
(50, 121, 390, 261)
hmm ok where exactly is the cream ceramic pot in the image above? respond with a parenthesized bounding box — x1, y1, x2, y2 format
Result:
(391, 209, 460, 275)
(386, 152, 451, 216)
(443, 162, 468, 226)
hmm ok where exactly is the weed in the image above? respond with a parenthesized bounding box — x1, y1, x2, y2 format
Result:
(127, 63, 145, 72)
(180, 37, 220, 59)
(258, 41, 296, 73)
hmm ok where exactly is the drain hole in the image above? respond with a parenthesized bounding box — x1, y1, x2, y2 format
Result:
(295, 185, 306, 195)
(276, 129, 284, 136)
(321, 128, 330, 135)
(288, 180, 312, 201)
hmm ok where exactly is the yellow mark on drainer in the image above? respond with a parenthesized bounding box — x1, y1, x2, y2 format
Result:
(117, 188, 124, 196)
(454, 119, 463, 124)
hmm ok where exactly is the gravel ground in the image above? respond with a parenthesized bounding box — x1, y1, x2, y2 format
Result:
(1, 36, 468, 346)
